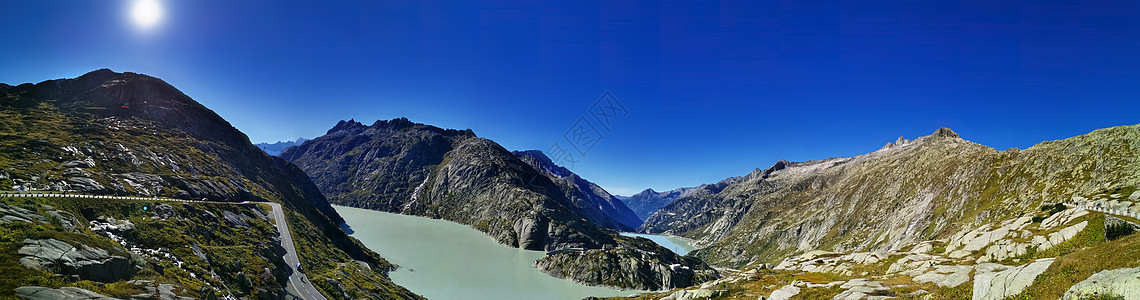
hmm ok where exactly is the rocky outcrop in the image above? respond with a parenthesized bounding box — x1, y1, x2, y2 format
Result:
(129, 280, 196, 300)
(913, 265, 973, 288)
(972, 258, 1054, 300)
(832, 279, 893, 300)
(534, 236, 719, 290)
(767, 284, 800, 300)
(659, 288, 725, 300)
(14, 286, 117, 300)
(18, 238, 139, 282)
(1061, 266, 1140, 300)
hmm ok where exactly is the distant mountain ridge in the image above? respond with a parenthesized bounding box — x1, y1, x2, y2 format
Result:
(622, 186, 702, 221)
(514, 150, 642, 229)
(255, 138, 308, 156)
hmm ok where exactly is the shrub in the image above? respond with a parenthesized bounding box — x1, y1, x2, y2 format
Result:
(1105, 222, 1135, 241)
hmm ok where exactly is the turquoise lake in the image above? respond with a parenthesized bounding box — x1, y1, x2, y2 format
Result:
(618, 233, 697, 255)
(335, 205, 650, 300)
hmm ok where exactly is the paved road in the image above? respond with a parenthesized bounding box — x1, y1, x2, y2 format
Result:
(263, 202, 328, 300)
(0, 191, 327, 300)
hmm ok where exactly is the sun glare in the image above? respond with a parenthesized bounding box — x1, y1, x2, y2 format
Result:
(131, 0, 163, 29)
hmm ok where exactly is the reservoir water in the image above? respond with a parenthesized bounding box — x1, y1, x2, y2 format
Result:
(334, 205, 646, 300)
(618, 233, 697, 255)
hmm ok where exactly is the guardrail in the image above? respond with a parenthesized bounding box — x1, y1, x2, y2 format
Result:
(0, 191, 248, 205)
(1047, 201, 1140, 219)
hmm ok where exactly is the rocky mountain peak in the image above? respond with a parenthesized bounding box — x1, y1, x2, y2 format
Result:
(75, 68, 119, 87)
(879, 136, 913, 151)
(327, 119, 366, 134)
(931, 127, 961, 139)
(747, 160, 791, 181)
(879, 127, 962, 152)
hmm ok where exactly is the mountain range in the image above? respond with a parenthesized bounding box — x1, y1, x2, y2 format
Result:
(255, 138, 309, 156)
(621, 187, 702, 221)
(5, 69, 1139, 299)
(280, 118, 717, 289)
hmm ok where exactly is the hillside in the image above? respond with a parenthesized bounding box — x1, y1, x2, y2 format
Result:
(643, 126, 1140, 268)
(0, 70, 420, 299)
(607, 126, 1140, 300)
(281, 119, 718, 290)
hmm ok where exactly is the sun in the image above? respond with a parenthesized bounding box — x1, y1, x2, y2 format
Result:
(130, 0, 163, 29)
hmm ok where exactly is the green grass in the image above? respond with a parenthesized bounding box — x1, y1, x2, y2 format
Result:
(0, 197, 289, 299)
(1008, 215, 1140, 300)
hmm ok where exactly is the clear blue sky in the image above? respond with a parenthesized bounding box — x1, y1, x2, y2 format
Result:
(3, 0, 1139, 195)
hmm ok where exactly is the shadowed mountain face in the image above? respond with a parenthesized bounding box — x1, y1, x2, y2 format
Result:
(514, 150, 642, 230)
(0, 69, 420, 299)
(280, 119, 635, 249)
(281, 119, 720, 290)
(643, 126, 1140, 267)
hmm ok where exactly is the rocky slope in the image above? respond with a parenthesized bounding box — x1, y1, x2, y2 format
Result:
(281, 119, 717, 289)
(514, 150, 641, 230)
(0, 70, 420, 299)
(642, 126, 1140, 268)
(607, 191, 1140, 300)
(622, 187, 701, 222)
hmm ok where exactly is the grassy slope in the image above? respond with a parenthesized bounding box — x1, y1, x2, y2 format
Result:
(0, 196, 280, 299)
(0, 71, 419, 299)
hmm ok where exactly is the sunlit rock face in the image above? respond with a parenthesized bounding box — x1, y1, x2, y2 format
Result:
(642, 125, 1140, 267)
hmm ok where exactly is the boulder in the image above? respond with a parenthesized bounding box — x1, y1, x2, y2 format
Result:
(0, 204, 49, 224)
(833, 279, 892, 300)
(130, 280, 196, 300)
(67, 176, 105, 192)
(60, 157, 96, 168)
(44, 210, 80, 232)
(18, 238, 138, 282)
(909, 242, 934, 254)
(1061, 266, 1140, 299)
(1041, 208, 1087, 230)
(913, 265, 972, 287)
(768, 284, 801, 300)
(14, 286, 116, 300)
(660, 288, 724, 300)
(222, 210, 250, 229)
(972, 258, 1054, 300)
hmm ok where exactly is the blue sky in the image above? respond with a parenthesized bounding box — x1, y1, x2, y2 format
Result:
(2, 0, 1139, 195)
